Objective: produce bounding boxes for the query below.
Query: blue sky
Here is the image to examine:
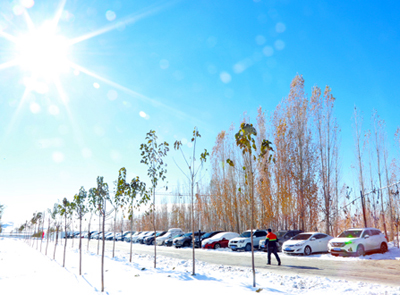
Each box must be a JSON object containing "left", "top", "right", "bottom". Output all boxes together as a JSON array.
[{"left": 1, "top": 0, "right": 399, "bottom": 226}]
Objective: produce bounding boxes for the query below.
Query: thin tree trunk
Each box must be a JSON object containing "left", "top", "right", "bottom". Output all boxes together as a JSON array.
[
  {"left": 53, "top": 225, "right": 59, "bottom": 260},
  {"left": 63, "top": 216, "right": 67, "bottom": 267},
  {"left": 112, "top": 212, "right": 116, "bottom": 258},
  {"left": 101, "top": 203, "right": 106, "bottom": 292},
  {"left": 153, "top": 188, "right": 157, "bottom": 268},
  {"left": 130, "top": 213, "right": 133, "bottom": 263},
  {"left": 79, "top": 216, "right": 82, "bottom": 275},
  {"left": 97, "top": 214, "right": 101, "bottom": 255},
  {"left": 87, "top": 217, "right": 91, "bottom": 251},
  {"left": 45, "top": 217, "right": 50, "bottom": 256}
]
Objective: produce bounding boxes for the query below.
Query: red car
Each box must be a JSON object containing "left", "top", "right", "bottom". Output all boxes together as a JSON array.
[{"left": 202, "top": 232, "right": 240, "bottom": 249}]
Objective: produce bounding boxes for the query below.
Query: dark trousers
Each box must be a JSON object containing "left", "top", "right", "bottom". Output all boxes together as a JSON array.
[{"left": 267, "top": 247, "right": 281, "bottom": 264}]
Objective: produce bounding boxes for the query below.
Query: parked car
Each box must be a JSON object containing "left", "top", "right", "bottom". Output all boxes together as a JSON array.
[
  {"left": 156, "top": 228, "right": 184, "bottom": 246},
  {"left": 194, "top": 231, "right": 223, "bottom": 248},
  {"left": 173, "top": 232, "right": 205, "bottom": 248},
  {"left": 328, "top": 228, "right": 388, "bottom": 257},
  {"left": 117, "top": 231, "right": 135, "bottom": 241},
  {"left": 202, "top": 232, "right": 240, "bottom": 249},
  {"left": 131, "top": 231, "right": 150, "bottom": 243},
  {"left": 282, "top": 232, "right": 333, "bottom": 255},
  {"left": 90, "top": 231, "right": 102, "bottom": 239},
  {"left": 106, "top": 233, "right": 118, "bottom": 241},
  {"left": 259, "top": 230, "right": 303, "bottom": 252},
  {"left": 138, "top": 231, "right": 155, "bottom": 244},
  {"left": 144, "top": 231, "right": 167, "bottom": 245},
  {"left": 228, "top": 229, "right": 268, "bottom": 251},
  {"left": 125, "top": 231, "right": 141, "bottom": 243},
  {"left": 165, "top": 233, "right": 184, "bottom": 246}
]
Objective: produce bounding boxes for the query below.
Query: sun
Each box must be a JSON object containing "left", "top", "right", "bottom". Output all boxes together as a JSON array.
[{"left": 15, "top": 22, "right": 71, "bottom": 81}]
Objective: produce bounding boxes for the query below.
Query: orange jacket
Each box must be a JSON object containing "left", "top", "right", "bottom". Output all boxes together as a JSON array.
[{"left": 265, "top": 232, "right": 278, "bottom": 248}]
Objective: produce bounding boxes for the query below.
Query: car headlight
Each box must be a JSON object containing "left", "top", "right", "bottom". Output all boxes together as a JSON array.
[
  {"left": 295, "top": 242, "right": 305, "bottom": 247},
  {"left": 239, "top": 239, "right": 245, "bottom": 243}
]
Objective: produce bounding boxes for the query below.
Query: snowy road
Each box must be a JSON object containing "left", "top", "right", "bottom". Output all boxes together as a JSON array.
[{"left": 86, "top": 240, "right": 400, "bottom": 287}]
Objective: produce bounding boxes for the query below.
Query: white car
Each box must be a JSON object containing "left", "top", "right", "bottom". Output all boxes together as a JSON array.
[
  {"left": 131, "top": 231, "right": 151, "bottom": 243},
  {"left": 328, "top": 227, "right": 388, "bottom": 257},
  {"left": 156, "top": 228, "right": 184, "bottom": 246},
  {"left": 282, "top": 232, "right": 333, "bottom": 255},
  {"left": 228, "top": 229, "right": 267, "bottom": 251}
]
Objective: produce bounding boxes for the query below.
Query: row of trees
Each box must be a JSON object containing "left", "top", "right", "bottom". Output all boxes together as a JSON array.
[
  {"left": 15, "top": 74, "right": 400, "bottom": 290},
  {"left": 116, "top": 75, "right": 399, "bottom": 243},
  {"left": 17, "top": 128, "right": 209, "bottom": 291}
]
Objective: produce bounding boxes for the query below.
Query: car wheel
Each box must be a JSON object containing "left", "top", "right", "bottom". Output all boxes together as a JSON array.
[
  {"left": 214, "top": 243, "right": 221, "bottom": 249},
  {"left": 152, "top": 240, "right": 155, "bottom": 245},
  {"left": 245, "top": 243, "right": 251, "bottom": 251},
  {"left": 304, "top": 246, "right": 312, "bottom": 256},
  {"left": 380, "top": 242, "right": 388, "bottom": 253},
  {"left": 356, "top": 244, "right": 365, "bottom": 257},
  {"left": 183, "top": 241, "right": 190, "bottom": 247}
]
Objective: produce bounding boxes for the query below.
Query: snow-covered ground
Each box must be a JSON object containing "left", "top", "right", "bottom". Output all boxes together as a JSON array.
[{"left": 1, "top": 237, "right": 399, "bottom": 295}]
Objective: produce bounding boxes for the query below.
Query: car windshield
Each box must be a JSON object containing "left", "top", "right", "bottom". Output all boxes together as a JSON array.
[
  {"left": 240, "top": 231, "right": 251, "bottom": 238},
  {"left": 338, "top": 230, "right": 362, "bottom": 238},
  {"left": 183, "top": 233, "right": 192, "bottom": 237},
  {"left": 172, "top": 234, "right": 183, "bottom": 238},
  {"left": 292, "top": 234, "right": 312, "bottom": 240},
  {"left": 277, "top": 231, "right": 287, "bottom": 239}
]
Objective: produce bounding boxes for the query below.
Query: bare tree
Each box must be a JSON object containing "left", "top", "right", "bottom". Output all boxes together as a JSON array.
[{"left": 174, "top": 127, "right": 209, "bottom": 275}]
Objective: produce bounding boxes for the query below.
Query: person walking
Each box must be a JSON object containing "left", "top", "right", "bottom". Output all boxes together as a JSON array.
[{"left": 265, "top": 228, "right": 281, "bottom": 265}]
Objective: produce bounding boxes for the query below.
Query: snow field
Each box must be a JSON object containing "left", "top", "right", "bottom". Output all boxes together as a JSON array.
[{"left": 1, "top": 238, "right": 399, "bottom": 294}]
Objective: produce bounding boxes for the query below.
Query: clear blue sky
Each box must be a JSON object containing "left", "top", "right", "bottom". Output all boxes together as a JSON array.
[{"left": 1, "top": 0, "right": 399, "bottom": 227}]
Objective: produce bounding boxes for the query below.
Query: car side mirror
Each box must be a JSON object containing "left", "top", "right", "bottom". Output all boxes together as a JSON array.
[
  {"left": 364, "top": 235, "right": 370, "bottom": 239},
  {"left": 310, "top": 237, "right": 316, "bottom": 241}
]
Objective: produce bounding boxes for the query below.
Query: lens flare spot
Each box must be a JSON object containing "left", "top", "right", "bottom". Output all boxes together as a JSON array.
[
  {"left": 263, "top": 46, "right": 274, "bottom": 57},
  {"left": 30, "top": 102, "right": 41, "bottom": 113},
  {"left": 93, "top": 82, "right": 100, "bottom": 88},
  {"left": 52, "top": 152, "right": 64, "bottom": 163},
  {"left": 276, "top": 22, "right": 286, "bottom": 33},
  {"left": 160, "top": 59, "right": 169, "bottom": 70},
  {"left": 220, "top": 72, "right": 231, "bottom": 83},
  {"left": 106, "top": 10, "right": 116, "bottom": 21},
  {"left": 181, "top": 138, "right": 188, "bottom": 145},
  {"left": 107, "top": 89, "right": 118, "bottom": 100},
  {"left": 139, "top": 111, "right": 149, "bottom": 119}
]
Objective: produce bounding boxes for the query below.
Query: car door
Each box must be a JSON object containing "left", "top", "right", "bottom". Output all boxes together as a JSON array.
[
  {"left": 313, "top": 234, "right": 327, "bottom": 252},
  {"left": 362, "top": 230, "right": 373, "bottom": 251},
  {"left": 370, "top": 229, "right": 381, "bottom": 250}
]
